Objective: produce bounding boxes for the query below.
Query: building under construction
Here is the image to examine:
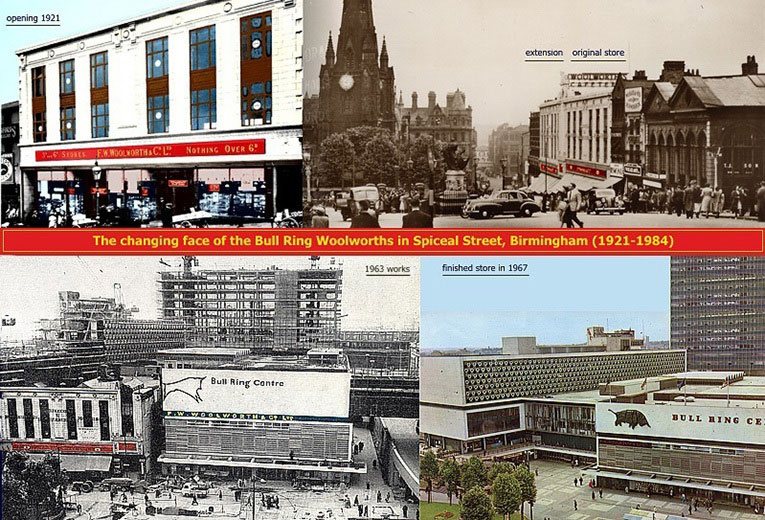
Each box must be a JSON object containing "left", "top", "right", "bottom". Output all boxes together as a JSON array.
[
  {"left": 157, "top": 259, "right": 343, "bottom": 351},
  {"left": 39, "top": 289, "right": 186, "bottom": 363}
]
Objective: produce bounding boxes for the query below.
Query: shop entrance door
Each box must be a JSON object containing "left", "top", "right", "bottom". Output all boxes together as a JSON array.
[{"left": 154, "top": 169, "right": 196, "bottom": 215}]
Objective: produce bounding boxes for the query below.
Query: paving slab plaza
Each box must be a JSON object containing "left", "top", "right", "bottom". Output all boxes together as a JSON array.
[
  {"left": 63, "top": 427, "right": 415, "bottom": 520},
  {"left": 524, "top": 460, "right": 761, "bottom": 520}
]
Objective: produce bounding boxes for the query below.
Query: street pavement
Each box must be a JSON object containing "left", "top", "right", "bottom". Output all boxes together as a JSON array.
[
  {"left": 63, "top": 428, "right": 414, "bottom": 520},
  {"left": 420, "top": 460, "right": 762, "bottom": 520},
  {"left": 327, "top": 207, "right": 763, "bottom": 229}
]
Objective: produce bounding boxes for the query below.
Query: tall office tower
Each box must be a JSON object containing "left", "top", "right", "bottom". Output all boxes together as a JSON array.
[{"left": 671, "top": 257, "right": 765, "bottom": 374}]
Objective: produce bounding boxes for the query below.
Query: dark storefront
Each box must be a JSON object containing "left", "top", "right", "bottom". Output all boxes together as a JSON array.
[{"left": 1, "top": 102, "right": 20, "bottom": 224}]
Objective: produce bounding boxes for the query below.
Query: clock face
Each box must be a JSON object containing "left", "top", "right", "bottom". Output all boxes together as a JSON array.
[{"left": 339, "top": 74, "right": 355, "bottom": 91}]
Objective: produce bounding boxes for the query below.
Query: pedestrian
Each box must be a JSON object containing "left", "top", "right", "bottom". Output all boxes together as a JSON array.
[
  {"left": 573, "top": 478, "right": 578, "bottom": 487},
  {"left": 535, "top": 468, "right": 539, "bottom": 477},
  {"left": 354, "top": 495, "right": 359, "bottom": 506},
  {"left": 684, "top": 182, "right": 695, "bottom": 218},
  {"left": 566, "top": 183, "right": 584, "bottom": 228},
  {"left": 579, "top": 477, "right": 583, "bottom": 486},
  {"left": 366, "top": 481, "right": 370, "bottom": 490},
  {"left": 358, "top": 505, "right": 364, "bottom": 517},
  {"left": 364, "top": 505, "right": 369, "bottom": 517},
  {"left": 192, "top": 495, "right": 198, "bottom": 506},
  {"left": 573, "top": 499, "right": 577, "bottom": 511},
  {"left": 403, "top": 505, "right": 408, "bottom": 518},
  {"left": 757, "top": 181, "right": 765, "bottom": 222},
  {"left": 377, "top": 490, "right": 382, "bottom": 502},
  {"left": 592, "top": 490, "right": 595, "bottom": 500},
  {"left": 402, "top": 198, "right": 433, "bottom": 228},
  {"left": 219, "top": 489, "right": 223, "bottom": 500},
  {"left": 311, "top": 206, "right": 330, "bottom": 228},
  {"left": 350, "top": 200, "right": 380, "bottom": 228},
  {"left": 599, "top": 489, "right": 603, "bottom": 499}
]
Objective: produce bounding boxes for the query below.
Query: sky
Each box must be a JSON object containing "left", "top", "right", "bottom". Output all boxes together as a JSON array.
[
  {"left": 0, "top": 0, "right": 187, "bottom": 102},
  {"left": 420, "top": 256, "right": 670, "bottom": 349},
  {"left": 0, "top": 256, "right": 420, "bottom": 341},
  {"left": 305, "top": 0, "right": 765, "bottom": 144}
]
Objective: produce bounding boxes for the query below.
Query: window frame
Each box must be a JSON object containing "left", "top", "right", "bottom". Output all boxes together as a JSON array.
[
  {"left": 59, "top": 59, "right": 75, "bottom": 95},
  {"left": 60, "top": 106, "right": 76, "bottom": 140},
  {"left": 90, "top": 51, "right": 109, "bottom": 89},
  {"left": 147, "top": 94, "right": 170, "bottom": 133},
  {"left": 146, "top": 37, "right": 169, "bottom": 79},
  {"left": 190, "top": 25, "right": 216, "bottom": 71},
  {"left": 32, "top": 66, "right": 46, "bottom": 97},
  {"left": 190, "top": 87, "right": 217, "bottom": 131},
  {"left": 91, "top": 102, "right": 109, "bottom": 138}
]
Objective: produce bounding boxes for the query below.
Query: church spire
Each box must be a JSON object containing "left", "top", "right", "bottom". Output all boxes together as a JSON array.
[
  {"left": 325, "top": 31, "right": 335, "bottom": 65},
  {"left": 380, "top": 36, "right": 389, "bottom": 68}
]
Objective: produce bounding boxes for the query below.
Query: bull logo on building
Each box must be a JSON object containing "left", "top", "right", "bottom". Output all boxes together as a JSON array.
[
  {"left": 609, "top": 409, "right": 650, "bottom": 429},
  {"left": 163, "top": 376, "right": 207, "bottom": 404}
]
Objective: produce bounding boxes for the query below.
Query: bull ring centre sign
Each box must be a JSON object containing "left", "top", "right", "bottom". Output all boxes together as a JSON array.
[
  {"left": 596, "top": 403, "right": 765, "bottom": 445},
  {"left": 162, "top": 368, "right": 351, "bottom": 419}
]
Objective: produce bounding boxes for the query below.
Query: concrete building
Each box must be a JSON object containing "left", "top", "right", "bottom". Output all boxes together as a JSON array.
[
  {"left": 0, "top": 370, "right": 160, "bottom": 478},
  {"left": 157, "top": 349, "right": 365, "bottom": 483},
  {"left": 158, "top": 264, "right": 342, "bottom": 351},
  {"left": 0, "top": 342, "right": 107, "bottom": 387},
  {"left": 671, "top": 257, "right": 765, "bottom": 374},
  {"left": 420, "top": 339, "right": 685, "bottom": 458},
  {"left": 16, "top": 0, "right": 303, "bottom": 225},
  {"left": 528, "top": 111, "right": 540, "bottom": 178},
  {"left": 501, "top": 327, "right": 645, "bottom": 355},
  {"left": 40, "top": 290, "right": 186, "bottom": 363},
  {"left": 337, "top": 330, "right": 419, "bottom": 377},
  {"left": 587, "top": 371, "right": 765, "bottom": 510}
]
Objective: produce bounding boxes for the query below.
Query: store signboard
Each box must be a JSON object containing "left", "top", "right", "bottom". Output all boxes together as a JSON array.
[
  {"left": 162, "top": 368, "right": 351, "bottom": 419},
  {"left": 597, "top": 403, "right": 765, "bottom": 445},
  {"left": 35, "top": 139, "right": 266, "bottom": 162}
]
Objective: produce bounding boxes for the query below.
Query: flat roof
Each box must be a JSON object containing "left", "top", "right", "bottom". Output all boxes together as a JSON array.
[
  {"left": 455, "top": 349, "right": 685, "bottom": 361},
  {"left": 527, "top": 389, "right": 607, "bottom": 405},
  {"left": 157, "top": 347, "right": 250, "bottom": 357}
]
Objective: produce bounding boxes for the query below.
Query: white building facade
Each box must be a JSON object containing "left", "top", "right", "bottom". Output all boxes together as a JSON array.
[
  {"left": 0, "top": 377, "right": 160, "bottom": 477},
  {"left": 533, "top": 73, "right": 622, "bottom": 193},
  {"left": 16, "top": 0, "right": 303, "bottom": 225}
]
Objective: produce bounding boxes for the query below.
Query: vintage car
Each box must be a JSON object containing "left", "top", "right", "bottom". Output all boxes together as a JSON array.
[
  {"left": 462, "top": 190, "right": 541, "bottom": 219},
  {"left": 338, "top": 185, "right": 380, "bottom": 220},
  {"left": 586, "top": 188, "right": 625, "bottom": 215},
  {"left": 181, "top": 482, "right": 210, "bottom": 498}
]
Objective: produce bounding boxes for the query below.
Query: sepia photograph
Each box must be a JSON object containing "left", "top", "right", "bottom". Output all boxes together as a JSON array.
[
  {"left": 303, "top": 0, "right": 765, "bottom": 228},
  {"left": 0, "top": 255, "right": 419, "bottom": 520}
]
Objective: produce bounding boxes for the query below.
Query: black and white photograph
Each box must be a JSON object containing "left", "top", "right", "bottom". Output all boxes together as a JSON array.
[
  {"left": 0, "top": 255, "right": 419, "bottom": 520},
  {"left": 302, "top": 0, "right": 765, "bottom": 228}
]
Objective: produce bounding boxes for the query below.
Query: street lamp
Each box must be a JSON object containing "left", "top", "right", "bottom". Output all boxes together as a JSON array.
[
  {"left": 500, "top": 158, "right": 508, "bottom": 189},
  {"left": 92, "top": 161, "right": 103, "bottom": 222},
  {"left": 303, "top": 151, "right": 312, "bottom": 202}
]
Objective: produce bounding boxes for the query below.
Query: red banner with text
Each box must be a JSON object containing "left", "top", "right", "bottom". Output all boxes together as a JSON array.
[{"left": 2, "top": 229, "right": 763, "bottom": 256}]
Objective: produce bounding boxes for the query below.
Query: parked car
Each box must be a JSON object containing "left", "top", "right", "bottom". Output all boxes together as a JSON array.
[
  {"left": 341, "top": 185, "right": 380, "bottom": 220},
  {"left": 70, "top": 480, "right": 94, "bottom": 493},
  {"left": 181, "top": 482, "right": 209, "bottom": 498},
  {"left": 462, "top": 190, "right": 541, "bottom": 219},
  {"left": 586, "top": 188, "right": 625, "bottom": 215},
  {"left": 99, "top": 477, "right": 134, "bottom": 492}
]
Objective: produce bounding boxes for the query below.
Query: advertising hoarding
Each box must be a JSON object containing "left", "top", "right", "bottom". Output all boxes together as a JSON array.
[
  {"left": 596, "top": 402, "right": 765, "bottom": 445},
  {"left": 624, "top": 87, "right": 643, "bottom": 113},
  {"left": 162, "top": 368, "right": 351, "bottom": 419}
]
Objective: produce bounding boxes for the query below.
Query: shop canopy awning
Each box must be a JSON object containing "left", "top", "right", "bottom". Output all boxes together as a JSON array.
[
  {"left": 526, "top": 173, "right": 562, "bottom": 193},
  {"left": 27, "top": 453, "right": 112, "bottom": 472}
]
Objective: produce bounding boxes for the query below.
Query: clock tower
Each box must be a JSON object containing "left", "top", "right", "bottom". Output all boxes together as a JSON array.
[{"left": 314, "top": 0, "right": 396, "bottom": 144}]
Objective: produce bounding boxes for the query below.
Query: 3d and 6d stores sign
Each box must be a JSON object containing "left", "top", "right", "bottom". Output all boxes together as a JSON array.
[{"left": 34, "top": 138, "right": 266, "bottom": 162}]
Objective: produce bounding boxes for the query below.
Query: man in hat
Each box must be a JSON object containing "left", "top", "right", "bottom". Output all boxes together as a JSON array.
[
  {"left": 311, "top": 206, "right": 330, "bottom": 228},
  {"left": 566, "top": 183, "right": 584, "bottom": 228}
]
